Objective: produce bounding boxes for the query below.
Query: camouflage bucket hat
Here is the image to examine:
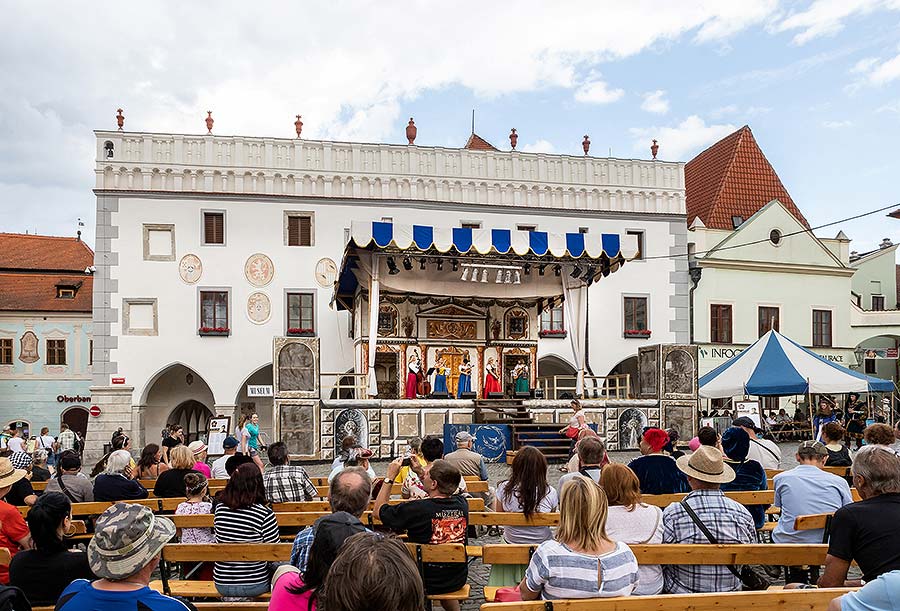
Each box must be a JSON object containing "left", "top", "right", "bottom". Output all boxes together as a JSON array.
[{"left": 88, "top": 503, "right": 175, "bottom": 580}]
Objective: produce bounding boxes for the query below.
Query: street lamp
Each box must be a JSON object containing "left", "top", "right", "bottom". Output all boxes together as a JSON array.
[{"left": 854, "top": 346, "right": 866, "bottom": 368}]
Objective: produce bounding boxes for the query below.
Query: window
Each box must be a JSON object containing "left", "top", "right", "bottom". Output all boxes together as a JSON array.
[
  {"left": 460, "top": 221, "right": 482, "bottom": 229},
  {"left": 812, "top": 310, "right": 832, "bottom": 348},
  {"left": 540, "top": 305, "right": 565, "bottom": 333},
  {"left": 872, "top": 295, "right": 886, "bottom": 311},
  {"left": 578, "top": 227, "right": 589, "bottom": 234},
  {"left": 732, "top": 216, "right": 743, "bottom": 228},
  {"left": 710, "top": 304, "right": 733, "bottom": 344},
  {"left": 122, "top": 298, "right": 159, "bottom": 336},
  {"left": 865, "top": 358, "right": 877, "bottom": 374},
  {"left": 287, "top": 214, "right": 313, "bottom": 246},
  {"left": 287, "top": 292, "right": 315, "bottom": 334},
  {"left": 203, "top": 212, "right": 225, "bottom": 245},
  {"left": 626, "top": 230, "right": 645, "bottom": 260},
  {"left": 0, "top": 339, "right": 11, "bottom": 365},
  {"left": 769, "top": 229, "right": 782, "bottom": 246},
  {"left": 516, "top": 224, "right": 537, "bottom": 232},
  {"left": 142, "top": 224, "right": 176, "bottom": 261},
  {"left": 46, "top": 339, "right": 66, "bottom": 365},
  {"left": 89, "top": 339, "right": 93, "bottom": 366},
  {"left": 623, "top": 297, "right": 648, "bottom": 332},
  {"left": 758, "top": 306, "right": 780, "bottom": 337},
  {"left": 56, "top": 286, "right": 76, "bottom": 299},
  {"left": 200, "top": 291, "right": 229, "bottom": 332}
]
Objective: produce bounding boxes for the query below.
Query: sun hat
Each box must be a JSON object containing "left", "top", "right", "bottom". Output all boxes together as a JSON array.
[
  {"left": 188, "top": 440, "right": 207, "bottom": 455},
  {"left": 642, "top": 428, "right": 670, "bottom": 453},
  {"left": 88, "top": 503, "right": 176, "bottom": 580},
  {"left": 9, "top": 451, "right": 32, "bottom": 470},
  {"left": 676, "top": 445, "right": 735, "bottom": 484},
  {"left": 222, "top": 436, "right": 239, "bottom": 449},
  {"left": 455, "top": 431, "right": 474, "bottom": 443},
  {"left": 0, "top": 457, "right": 26, "bottom": 488},
  {"left": 721, "top": 427, "right": 750, "bottom": 462}
]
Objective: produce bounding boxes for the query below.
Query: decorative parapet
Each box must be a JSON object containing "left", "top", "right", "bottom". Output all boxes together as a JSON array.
[{"left": 94, "top": 131, "right": 685, "bottom": 216}]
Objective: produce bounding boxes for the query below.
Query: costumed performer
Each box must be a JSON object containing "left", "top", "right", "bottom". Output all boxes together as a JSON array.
[
  {"left": 405, "top": 353, "right": 420, "bottom": 399},
  {"left": 484, "top": 357, "right": 502, "bottom": 395},
  {"left": 513, "top": 359, "right": 530, "bottom": 394},
  {"left": 432, "top": 358, "right": 449, "bottom": 396},
  {"left": 457, "top": 355, "right": 473, "bottom": 398}
]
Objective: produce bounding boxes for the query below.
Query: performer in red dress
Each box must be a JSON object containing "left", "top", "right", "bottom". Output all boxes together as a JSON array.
[
  {"left": 405, "top": 354, "right": 420, "bottom": 399},
  {"left": 484, "top": 357, "right": 502, "bottom": 395}
]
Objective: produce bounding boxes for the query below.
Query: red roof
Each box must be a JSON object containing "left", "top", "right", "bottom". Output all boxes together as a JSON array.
[
  {"left": 0, "top": 233, "right": 94, "bottom": 272},
  {"left": 0, "top": 273, "right": 93, "bottom": 313},
  {"left": 464, "top": 133, "right": 499, "bottom": 151},
  {"left": 685, "top": 126, "right": 809, "bottom": 230}
]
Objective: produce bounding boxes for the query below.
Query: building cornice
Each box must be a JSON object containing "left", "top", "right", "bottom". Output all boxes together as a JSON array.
[{"left": 698, "top": 258, "right": 856, "bottom": 277}]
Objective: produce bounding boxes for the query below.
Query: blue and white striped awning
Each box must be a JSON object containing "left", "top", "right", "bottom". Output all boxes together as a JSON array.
[{"left": 349, "top": 221, "right": 638, "bottom": 259}]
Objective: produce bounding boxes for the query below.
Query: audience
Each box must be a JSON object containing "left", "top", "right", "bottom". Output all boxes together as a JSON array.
[
  {"left": 136, "top": 443, "right": 169, "bottom": 479},
  {"left": 733, "top": 417, "right": 781, "bottom": 469},
  {"left": 225, "top": 453, "right": 255, "bottom": 476},
  {"left": 444, "top": 431, "right": 493, "bottom": 505},
  {"left": 720, "top": 427, "right": 769, "bottom": 529},
  {"left": 628, "top": 428, "right": 689, "bottom": 495},
  {"left": 400, "top": 436, "right": 465, "bottom": 499},
  {"left": 662, "top": 446, "right": 756, "bottom": 594},
  {"left": 827, "top": 569, "right": 900, "bottom": 611},
  {"left": 263, "top": 441, "right": 318, "bottom": 504},
  {"left": 90, "top": 434, "right": 135, "bottom": 479},
  {"left": 55, "top": 504, "right": 184, "bottom": 610},
  {"left": 331, "top": 435, "right": 358, "bottom": 470},
  {"left": 92, "top": 450, "right": 148, "bottom": 502},
  {"left": 322, "top": 532, "right": 425, "bottom": 611},
  {"left": 291, "top": 467, "right": 371, "bottom": 571},
  {"left": 0, "top": 456, "right": 32, "bottom": 585},
  {"left": 601, "top": 463, "right": 664, "bottom": 595},
  {"left": 176, "top": 472, "right": 215, "bottom": 544},
  {"left": 376, "top": 458, "right": 468, "bottom": 611},
  {"left": 6, "top": 452, "right": 38, "bottom": 506},
  {"left": 490, "top": 446, "right": 558, "bottom": 588},
  {"left": 393, "top": 436, "right": 427, "bottom": 484},
  {"left": 560, "top": 436, "right": 606, "bottom": 485},
  {"left": 213, "top": 463, "right": 280, "bottom": 597},
  {"left": 821, "top": 422, "right": 853, "bottom": 467},
  {"left": 863, "top": 423, "right": 895, "bottom": 447},
  {"left": 818, "top": 445, "right": 900, "bottom": 588},
  {"left": 188, "top": 441, "right": 212, "bottom": 478},
  {"left": 30, "top": 449, "right": 52, "bottom": 482},
  {"left": 665, "top": 428, "right": 685, "bottom": 459},
  {"left": 45, "top": 450, "right": 93, "bottom": 502},
  {"left": 697, "top": 426, "right": 720, "bottom": 450},
  {"left": 563, "top": 429, "right": 606, "bottom": 475},
  {"left": 211, "top": 436, "right": 239, "bottom": 479},
  {"left": 10, "top": 492, "right": 94, "bottom": 604},
  {"left": 520, "top": 475, "right": 638, "bottom": 600},
  {"left": 153, "top": 445, "right": 202, "bottom": 498},
  {"left": 35, "top": 427, "right": 57, "bottom": 467},
  {"left": 328, "top": 445, "right": 376, "bottom": 484}
]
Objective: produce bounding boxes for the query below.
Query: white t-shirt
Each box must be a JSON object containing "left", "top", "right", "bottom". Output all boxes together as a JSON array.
[
  {"left": 210, "top": 454, "right": 231, "bottom": 479},
  {"left": 7, "top": 437, "right": 25, "bottom": 453},
  {"left": 37, "top": 435, "right": 56, "bottom": 451},
  {"left": 746, "top": 437, "right": 781, "bottom": 470},
  {"left": 495, "top": 481, "right": 558, "bottom": 544},
  {"left": 605, "top": 504, "right": 664, "bottom": 595},
  {"left": 569, "top": 410, "right": 586, "bottom": 429}
]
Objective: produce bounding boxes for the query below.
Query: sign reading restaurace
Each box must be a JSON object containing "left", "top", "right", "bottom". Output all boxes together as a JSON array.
[{"left": 247, "top": 385, "right": 274, "bottom": 397}]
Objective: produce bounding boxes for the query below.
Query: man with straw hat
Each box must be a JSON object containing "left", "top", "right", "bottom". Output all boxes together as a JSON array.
[
  {"left": 0, "top": 456, "right": 32, "bottom": 584},
  {"left": 56, "top": 503, "right": 192, "bottom": 610},
  {"left": 661, "top": 445, "right": 756, "bottom": 594}
]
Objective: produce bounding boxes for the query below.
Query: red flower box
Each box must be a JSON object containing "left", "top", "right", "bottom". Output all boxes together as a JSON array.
[
  {"left": 539, "top": 329, "right": 567, "bottom": 338},
  {"left": 199, "top": 326, "right": 230, "bottom": 336},
  {"left": 287, "top": 327, "right": 315, "bottom": 336},
  {"left": 623, "top": 329, "right": 651, "bottom": 338}
]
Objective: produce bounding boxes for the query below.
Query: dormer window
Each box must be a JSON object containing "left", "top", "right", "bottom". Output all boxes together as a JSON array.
[
  {"left": 731, "top": 216, "right": 744, "bottom": 229},
  {"left": 55, "top": 281, "right": 81, "bottom": 299}
]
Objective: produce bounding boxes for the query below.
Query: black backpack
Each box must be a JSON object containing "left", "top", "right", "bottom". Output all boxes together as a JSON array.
[{"left": 0, "top": 586, "right": 31, "bottom": 611}]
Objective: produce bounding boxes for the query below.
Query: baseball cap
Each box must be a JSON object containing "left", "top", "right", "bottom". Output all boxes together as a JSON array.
[
  {"left": 798, "top": 440, "right": 828, "bottom": 456},
  {"left": 455, "top": 431, "right": 474, "bottom": 443},
  {"left": 732, "top": 416, "right": 761, "bottom": 432},
  {"left": 222, "top": 436, "right": 239, "bottom": 449}
]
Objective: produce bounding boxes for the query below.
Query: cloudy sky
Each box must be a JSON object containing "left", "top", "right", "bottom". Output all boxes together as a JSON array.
[{"left": 2, "top": 1, "right": 900, "bottom": 252}]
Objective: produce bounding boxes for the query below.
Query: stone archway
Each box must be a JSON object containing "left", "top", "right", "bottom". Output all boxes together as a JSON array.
[
  {"left": 141, "top": 363, "right": 215, "bottom": 448},
  {"left": 168, "top": 400, "right": 215, "bottom": 445}
]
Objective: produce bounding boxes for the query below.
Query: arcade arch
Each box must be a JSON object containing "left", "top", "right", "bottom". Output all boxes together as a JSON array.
[{"left": 141, "top": 363, "right": 215, "bottom": 447}]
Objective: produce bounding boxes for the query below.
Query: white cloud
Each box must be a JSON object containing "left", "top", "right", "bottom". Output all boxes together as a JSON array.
[
  {"left": 521, "top": 139, "right": 556, "bottom": 154},
  {"left": 847, "top": 51, "right": 900, "bottom": 91},
  {"left": 869, "top": 53, "right": 900, "bottom": 84},
  {"left": 641, "top": 90, "right": 670, "bottom": 114},
  {"left": 629, "top": 116, "right": 738, "bottom": 161},
  {"left": 772, "top": 0, "right": 900, "bottom": 45},
  {"left": 574, "top": 80, "right": 625, "bottom": 104},
  {"left": 822, "top": 120, "right": 854, "bottom": 128},
  {"left": 851, "top": 57, "right": 880, "bottom": 73},
  {"left": 877, "top": 100, "right": 900, "bottom": 113}
]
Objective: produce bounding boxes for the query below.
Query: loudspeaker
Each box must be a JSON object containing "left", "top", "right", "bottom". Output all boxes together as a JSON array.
[
  {"left": 487, "top": 392, "right": 505, "bottom": 399},
  {"left": 514, "top": 391, "right": 531, "bottom": 399},
  {"left": 430, "top": 392, "right": 450, "bottom": 399},
  {"left": 459, "top": 392, "right": 476, "bottom": 399},
  {"left": 533, "top": 388, "right": 545, "bottom": 399}
]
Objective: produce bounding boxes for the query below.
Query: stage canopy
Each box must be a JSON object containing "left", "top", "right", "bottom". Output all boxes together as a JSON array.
[{"left": 699, "top": 329, "right": 895, "bottom": 398}]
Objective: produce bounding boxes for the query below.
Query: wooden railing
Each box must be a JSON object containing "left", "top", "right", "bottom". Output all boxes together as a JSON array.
[
  {"left": 321, "top": 371, "right": 368, "bottom": 399},
  {"left": 537, "top": 373, "right": 631, "bottom": 399}
]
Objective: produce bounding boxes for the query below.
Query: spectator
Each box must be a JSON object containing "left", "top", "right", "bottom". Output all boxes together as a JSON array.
[
  {"left": 688, "top": 437, "right": 701, "bottom": 452},
  {"left": 160, "top": 424, "right": 184, "bottom": 464},
  {"left": 323, "top": 532, "right": 424, "bottom": 611},
  {"left": 562, "top": 429, "right": 607, "bottom": 477},
  {"left": 733, "top": 416, "right": 781, "bottom": 469},
  {"left": 263, "top": 441, "right": 318, "bottom": 504},
  {"left": 489, "top": 446, "right": 558, "bottom": 588},
  {"left": 520, "top": 475, "right": 639, "bottom": 600},
  {"left": 55, "top": 423, "right": 78, "bottom": 461},
  {"left": 720, "top": 427, "right": 769, "bottom": 529},
  {"left": 444, "top": 431, "right": 494, "bottom": 506},
  {"left": 6, "top": 429, "right": 25, "bottom": 454},
  {"left": 45, "top": 450, "right": 93, "bottom": 502},
  {"left": 176, "top": 472, "right": 215, "bottom": 544},
  {"left": 291, "top": 467, "right": 371, "bottom": 571},
  {"left": 818, "top": 445, "right": 900, "bottom": 588},
  {"left": 31, "top": 449, "right": 52, "bottom": 482},
  {"left": 697, "top": 426, "right": 720, "bottom": 450},
  {"left": 773, "top": 441, "right": 852, "bottom": 583},
  {"left": 665, "top": 428, "right": 685, "bottom": 459},
  {"left": 225, "top": 454, "right": 255, "bottom": 476},
  {"left": 560, "top": 436, "right": 606, "bottom": 486},
  {"left": 188, "top": 441, "right": 212, "bottom": 478},
  {"left": 863, "top": 423, "right": 895, "bottom": 447},
  {"left": 213, "top": 463, "right": 280, "bottom": 598},
  {"left": 239, "top": 413, "right": 265, "bottom": 472},
  {"left": 827, "top": 569, "right": 900, "bottom": 611},
  {"left": 399, "top": 436, "right": 466, "bottom": 499},
  {"left": 35, "top": 427, "right": 57, "bottom": 467},
  {"left": 6, "top": 452, "right": 38, "bottom": 506},
  {"left": 211, "top": 436, "right": 239, "bottom": 479},
  {"left": 822, "top": 422, "right": 853, "bottom": 467},
  {"left": 332, "top": 435, "right": 358, "bottom": 470},
  {"left": 90, "top": 434, "right": 136, "bottom": 479},
  {"left": 10, "top": 492, "right": 94, "bottom": 604},
  {"left": 393, "top": 437, "right": 426, "bottom": 483},
  {"left": 628, "top": 428, "right": 689, "bottom": 495},
  {"left": 153, "top": 446, "right": 201, "bottom": 498},
  {"left": 662, "top": 445, "right": 756, "bottom": 594},
  {"left": 375, "top": 458, "right": 468, "bottom": 611},
  {"left": 271, "top": 512, "right": 365, "bottom": 611},
  {"left": 55, "top": 503, "right": 185, "bottom": 610},
  {"left": 0, "top": 456, "right": 32, "bottom": 584},
  {"left": 136, "top": 443, "right": 170, "bottom": 479},
  {"left": 601, "top": 463, "right": 664, "bottom": 595},
  {"left": 93, "top": 450, "right": 148, "bottom": 502},
  {"left": 328, "top": 446, "right": 376, "bottom": 484}
]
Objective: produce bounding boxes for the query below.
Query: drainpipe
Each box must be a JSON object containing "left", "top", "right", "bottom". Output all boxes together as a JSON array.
[{"left": 688, "top": 265, "right": 703, "bottom": 344}]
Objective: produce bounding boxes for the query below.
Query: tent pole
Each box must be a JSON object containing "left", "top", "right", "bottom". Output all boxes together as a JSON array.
[{"left": 807, "top": 379, "right": 814, "bottom": 441}]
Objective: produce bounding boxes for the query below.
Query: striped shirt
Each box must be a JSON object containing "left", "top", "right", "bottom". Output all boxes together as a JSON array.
[
  {"left": 213, "top": 503, "right": 280, "bottom": 585},
  {"left": 524, "top": 540, "right": 639, "bottom": 600}
]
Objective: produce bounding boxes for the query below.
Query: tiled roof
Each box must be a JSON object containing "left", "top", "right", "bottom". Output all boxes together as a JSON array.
[
  {"left": 685, "top": 126, "right": 809, "bottom": 230},
  {"left": 0, "top": 272, "right": 93, "bottom": 313},
  {"left": 464, "top": 133, "right": 499, "bottom": 151},
  {"left": 0, "top": 233, "right": 94, "bottom": 272}
]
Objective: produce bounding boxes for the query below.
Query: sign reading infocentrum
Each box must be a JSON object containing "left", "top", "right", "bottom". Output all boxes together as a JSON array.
[{"left": 698, "top": 345, "right": 851, "bottom": 364}]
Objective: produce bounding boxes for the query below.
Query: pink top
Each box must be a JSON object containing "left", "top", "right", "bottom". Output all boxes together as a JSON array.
[
  {"left": 175, "top": 500, "right": 215, "bottom": 544},
  {"left": 270, "top": 571, "right": 316, "bottom": 611},
  {"left": 193, "top": 461, "right": 212, "bottom": 478}
]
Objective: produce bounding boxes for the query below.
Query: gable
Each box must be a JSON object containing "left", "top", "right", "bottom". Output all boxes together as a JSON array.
[{"left": 417, "top": 303, "right": 486, "bottom": 318}]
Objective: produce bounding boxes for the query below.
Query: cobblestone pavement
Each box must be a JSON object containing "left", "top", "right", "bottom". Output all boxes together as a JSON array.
[{"left": 300, "top": 442, "right": 804, "bottom": 609}]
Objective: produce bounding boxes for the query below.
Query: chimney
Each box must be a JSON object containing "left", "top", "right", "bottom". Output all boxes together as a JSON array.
[{"left": 880, "top": 238, "right": 893, "bottom": 249}]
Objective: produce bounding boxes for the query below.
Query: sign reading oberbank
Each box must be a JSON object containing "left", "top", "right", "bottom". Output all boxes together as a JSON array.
[{"left": 697, "top": 344, "right": 855, "bottom": 376}]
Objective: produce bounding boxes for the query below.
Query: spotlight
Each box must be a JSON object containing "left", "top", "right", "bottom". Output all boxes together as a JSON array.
[
  {"left": 451, "top": 259, "right": 459, "bottom": 272},
  {"left": 523, "top": 263, "right": 531, "bottom": 276},
  {"left": 585, "top": 265, "right": 596, "bottom": 279},
  {"left": 570, "top": 265, "right": 582, "bottom": 279},
  {"left": 436, "top": 259, "right": 443, "bottom": 271},
  {"left": 481, "top": 269, "right": 488, "bottom": 282},
  {"left": 553, "top": 264, "right": 561, "bottom": 277},
  {"left": 538, "top": 264, "right": 546, "bottom": 276},
  {"left": 387, "top": 257, "right": 400, "bottom": 275},
  {"left": 419, "top": 258, "right": 427, "bottom": 270},
  {"left": 403, "top": 256, "right": 413, "bottom": 271}
]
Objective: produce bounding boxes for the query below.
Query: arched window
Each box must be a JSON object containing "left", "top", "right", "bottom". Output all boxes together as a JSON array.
[{"left": 168, "top": 401, "right": 214, "bottom": 444}]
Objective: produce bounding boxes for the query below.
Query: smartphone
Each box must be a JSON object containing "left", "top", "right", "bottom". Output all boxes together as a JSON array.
[{"left": 400, "top": 451, "right": 411, "bottom": 467}]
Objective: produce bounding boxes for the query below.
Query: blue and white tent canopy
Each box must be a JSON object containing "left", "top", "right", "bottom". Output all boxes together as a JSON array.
[{"left": 699, "top": 330, "right": 894, "bottom": 398}]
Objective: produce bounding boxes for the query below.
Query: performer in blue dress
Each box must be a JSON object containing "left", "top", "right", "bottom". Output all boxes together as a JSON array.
[
  {"left": 432, "top": 357, "right": 449, "bottom": 396},
  {"left": 457, "top": 355, "right": 473, "bottom": 398}
]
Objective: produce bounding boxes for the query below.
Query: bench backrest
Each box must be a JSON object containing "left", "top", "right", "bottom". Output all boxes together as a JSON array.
[{"left": 160, "top": 541, "right": 466, "bottom": 564}]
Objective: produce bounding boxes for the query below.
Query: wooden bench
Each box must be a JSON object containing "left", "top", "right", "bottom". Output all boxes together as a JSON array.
[{"left": 766, "top": 467, "right": 851, "bottom": 488}]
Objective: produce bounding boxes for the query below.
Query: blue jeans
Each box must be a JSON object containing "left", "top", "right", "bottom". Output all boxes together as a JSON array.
[{"left": 215, "top": 582, "right": 269, "bottom": 598}]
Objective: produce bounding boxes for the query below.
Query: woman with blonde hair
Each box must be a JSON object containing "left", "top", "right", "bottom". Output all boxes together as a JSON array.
[
  {"left": 153, "top": 445, "right": 201, "bottom": 498},
  {"left": 601, "top": 463, "right": 664, "bottom": 595},
  {"left": 520, "top": 475, "right": 638, "bottom": 600}
]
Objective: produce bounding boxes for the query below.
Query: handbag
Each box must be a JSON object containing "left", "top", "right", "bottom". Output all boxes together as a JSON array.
[
  {"left": 679, "top": 500, "right": 771, "bottom": 591},
  {"left": 494, "top": 586, "right": 522, "bottom": 602}
]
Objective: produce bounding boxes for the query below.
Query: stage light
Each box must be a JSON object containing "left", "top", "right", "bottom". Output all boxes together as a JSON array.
[
  {"left": 553, "top": 264, "right": 561, "bottom": 277},
  {"left": 419, "top": 258, "right": 426, "bottom": 270},
  {"left": 451, "top": 259, "right": 459, "bottom": 272},
  {"left": 570, "top": 265, "right": 583, "bottom": 279},
  {"left": 523, "top": 263, "right": 531, "bottom": 276},
  {"left": 403, "top": 256, "right": 413, "bottom": 271},
  {"left": 585, "top": 265, "right": 596, "bottom": 279},
  {"left": 538, "top": 264, "right": 546, "bottom": 276},
  {"left": 436, "top": 259, "right": 443, "bottom": 271},
  {"left": 387, "top": 257, "right": 400, "bottom": 275}
]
